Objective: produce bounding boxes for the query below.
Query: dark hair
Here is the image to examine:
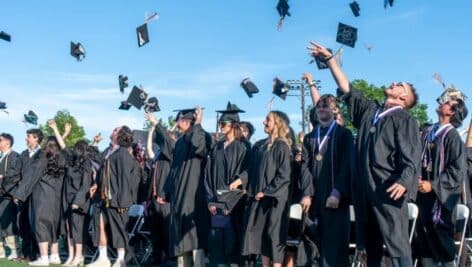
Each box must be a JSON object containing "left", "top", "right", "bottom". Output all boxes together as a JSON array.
[
  {"left": 240, "top": 121, "right": 255, "bottom": 139},
  {"left": 117, "top": 126, "right": 133, "bottom": 148},
  {"left": 26, "top": 128, "right": 44, "bottom": 144},
  {"left": 309, "top": 107, "right": 318, "bottom": 127},
  {"left": 450, "top": 99, "right": 469, "bottom": 128},
  {"left": 0, "top": 133, "right": 14, "bottom": 147},
  {"left": 132, "top": 142, "right": 145, "bottom": 166},
  {"left": 43, "top": 136, "right": 66, "bottom": 177},
  {"left": 405, "top": 83, "right": 419, "bottom": 110},
  {"left": 230, "top": 122, "right": 244, "bottom": 141},
  {"left": 72, "top": 140, "right": 90, "bottom": 169}
]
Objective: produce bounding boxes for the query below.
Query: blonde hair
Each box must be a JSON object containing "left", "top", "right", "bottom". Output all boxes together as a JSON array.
[{"left": 267, "top": 111, "right": 292, "bottom": 149}]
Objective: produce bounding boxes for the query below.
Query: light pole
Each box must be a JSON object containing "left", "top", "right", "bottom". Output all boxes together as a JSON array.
[{"left": 284, "top": 79, "right": 321, "bottom": 133}]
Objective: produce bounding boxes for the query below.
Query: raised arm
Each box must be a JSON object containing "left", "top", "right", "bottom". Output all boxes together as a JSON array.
[
  {"left": 466, "top": 119, "right": 472, "bottom": 148},
  {"left": 145, "top": 113, "right": 158, "bottom": 159},
  {"left": 302, "top": 72, "right": 321, "bottom": 105},
  {"left": 48, "top": 119, "right": 66, "bottom": 150},
  {"left": 62, "top": 122, "right": 72, "bottom": 140},
  {"left": 307, "top": 41, "right": 350, "bottom": 94}
]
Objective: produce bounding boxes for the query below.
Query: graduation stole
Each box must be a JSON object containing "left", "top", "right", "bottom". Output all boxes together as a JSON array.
[
  {"left": 370, "top": 106, "right": 403, "bottom": 134},
  {"left": 422, "top": 123, "right": 454, "bottom": 225},
  {"left": 313, "top": 121, "right": 338, "bottom": 191},
  {"left": 101, "top": 159, "right": 112, "bottom": 208}
]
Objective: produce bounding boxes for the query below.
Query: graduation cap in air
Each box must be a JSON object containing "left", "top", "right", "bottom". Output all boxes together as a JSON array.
[
  {"left": 173, "top": 108, "right": 197, "bottom": 121},
  {"left": 276, "top": 0, "right": 291, "bottom": 19},
  {"left": 384, "top": 0, "right": 394, "bottom": 9},
  {"left": 136, "top": 23, "right": 149, "bottom": 47},
  {"left": 350, "top": 1, "right": 360, "bottom": 17},
  {"left": 24, "top": 110, "right": 38, "bottom": 125},
  {"left": 144, "top": 97, "right": 160, "bottom": 113},
  {"left": 70, "top": 42, "right": 86, "bottom": 61},
  {"left": 119, "top": 75, "right": 129, "bottom": 94},
  {"left": 0, "top": 101, "right": 6, "bottom": 110},
  {"left": 310, "top": 48, "right": 333, "bottom": 70},
  {"left": 273, "top": 78, "right": 289, "bottom": 100},
  {"left": 336, "top": 23, "right": 358, "bottom": 48},
  {"left": 240, "top": 78, "right": 259, "bottom": 98},
  {"left": 0, "top": 31, "right": 11, "bottom": 42},
  {"left": 216, "top": 102, "right": 245, "bottom": 123},
  {"left": 119, "top": 101, "right": 132, "bottom": 110},
  {"left": 126, "top": 86, "right": 148, "bottom": 110},
  {"left": 436, "top": 85, "right": 468, "bottom": 105}
]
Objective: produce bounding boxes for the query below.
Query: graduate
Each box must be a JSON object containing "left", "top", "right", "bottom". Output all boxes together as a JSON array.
[
  {"left": 301, "top": 95, "right": 354, "bottom": 267},
  {"left": 0, "top": 133, "right": 22, "bottom": 260},
  {"left": 12, "top": 135, "right": 66, "bottom": 266},
  {"left": 204, "top": 102, "right": 249, "bottom": 267},
  {"left": 160, "top": 106, "right": 212, "bottom": 267},
  {"left": 18, "top": 128, "right": 43, "bottom": 262},
  {"left": 87, "top": 127, "right": 120, "bottom": 267},
  {"left": 48, "top": 120, "right": 93, "bottom": 267},
  {"left": 241, "top": 110, "right": 292, "bottom": 267},
  {"left": 145, "top": 112, "right": 175, "bottom": 264},
  {"left": 88, "top": 126, "right": 139, "bottom": 267},
  {"left": 414, "top": 99, "right": 468, "bottom": 267},
  {"left": 308, "top": 42, "right": 421, "bottom": 267}
]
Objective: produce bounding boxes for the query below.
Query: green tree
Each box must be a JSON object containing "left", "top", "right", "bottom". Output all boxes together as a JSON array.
[{"left": 41, "top": 110, "right": 87, "bottom": 147}]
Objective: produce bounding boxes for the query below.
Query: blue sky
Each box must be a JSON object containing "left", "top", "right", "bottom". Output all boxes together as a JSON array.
[{"left": 1, "top": 0, "right": 471, "bottom": 151}]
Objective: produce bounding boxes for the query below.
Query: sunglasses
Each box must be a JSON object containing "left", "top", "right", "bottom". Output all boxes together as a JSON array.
[{"left": 219, "top": 121, "right": 233, "bottom": 127}]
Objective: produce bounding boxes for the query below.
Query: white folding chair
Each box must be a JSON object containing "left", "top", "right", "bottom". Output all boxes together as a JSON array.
[
  {"left": 286, "top": 204, "right": 304, "bottom": 247},
  {"left": 454, "top": 204, "right": 469, "bottom": 267},
  {"left": 408, "top": 203, "right": 419, "bottom": 244},
  {"left": 127, "top": 204, "right": 146, "bottom": 266}
]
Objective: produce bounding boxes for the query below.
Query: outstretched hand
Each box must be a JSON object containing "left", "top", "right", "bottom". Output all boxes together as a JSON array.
[{"left": 307, "top": 42, "right": 332, "bottom": 59}]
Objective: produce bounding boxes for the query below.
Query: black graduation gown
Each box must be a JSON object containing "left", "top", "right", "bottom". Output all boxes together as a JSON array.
[
  {"left": 12, "top": 152, "right": 66, "bottom": 243},
  {"left": 0, "top": 151, "right": 22, "bottom": 238},
  {"left": 414, "top": 125, "right": 466, "bottom": 262},
  {"left": 286, "top": 146, "right": 318, "bottom": 267},
  {"left": 62, "top": 149, "right": 93, "bottom": 243},
  {"left": 241, "top": 138, "right": 291, "bottom": 264},
  {"left": 339, "top": 87, "right": 421, "bottom": 259},
  {"left": 204, "top": 139, "right": 249, "bottom": 265},
  {"left": 146, "top": 125, "right": 175, "bottom": 261},
  {"left": 163, "top": 124, "right": 211, "bottom": 257},
  {"left": 18, "top": 149, "right": 41, "bottom": 258},
  {"left": 301, "top": 124, "right": 354, "bottom": 267}
]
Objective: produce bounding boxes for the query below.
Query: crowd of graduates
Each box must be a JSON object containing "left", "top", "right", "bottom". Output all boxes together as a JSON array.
[{"left": 0, "top": 41, "right": 471, "bottom": 267}]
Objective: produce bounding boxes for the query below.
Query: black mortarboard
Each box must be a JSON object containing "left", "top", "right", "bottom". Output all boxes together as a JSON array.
[
  {"left": 136, "top": 23, "right": 149, "bottom": 47},
  {"left": 0, "top": 31, "right": 11, "bottom": 42},
  {"left": 350, "top": 1, "right": 360, "bottom": 17},
  {"left": 173, "top": 108, "right": 197, "bottom": 121},
  {"left": 0, "top": 101, "right": 6, "bottom": 110},
  {"left": 384, "top": 0, "right": 394, "bottom": 9},
  {"left": 119, "top": 75, "right": 128, "bottom": 94},
  {"left": 144, "top": 97, "right": 160, "bottom": 113},
  {"left": 240, "top": 78, "right": 259, "bottom": 98},
  {"left": 216, "top": 102, "right": 245, "bottom": 123},
  {"left": 127, "top": 86, "right": 148, "bottom": 110},
  {"left": 24, "top": 110, "right": 38, "bottom": 125},
  {"left": 119, "top": 101, "right": 132, "bottom": 110},
  {"left": 336, "top": 23, "right": 358, "bottom": 48},
  {"left": 70, "top": 42, "right": 86, "bottom": 61},
  {"left": 312, "top": 48, "right": 333, "bottom": 70},
  {"left": 276, "top": 0, "right": 291, "bottom": 19},
  {"left": 273, "top": 78, "right": 289, "bottom": 100}
]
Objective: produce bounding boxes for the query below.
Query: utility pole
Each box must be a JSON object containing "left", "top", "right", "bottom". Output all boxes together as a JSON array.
[{"left": 285, "top": 79, "right": 321, "bottom": 133}]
